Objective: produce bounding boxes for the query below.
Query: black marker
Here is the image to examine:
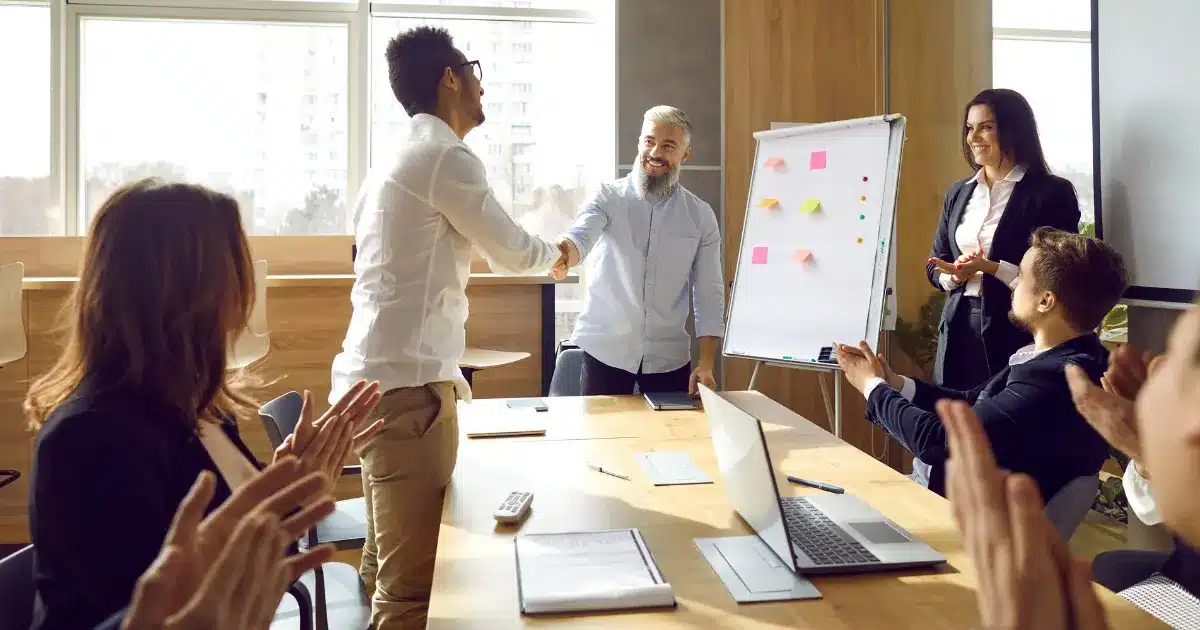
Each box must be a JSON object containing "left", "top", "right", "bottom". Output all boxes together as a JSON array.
[{"left": 787, "top": 475, "right": 845, "bottom": 494}]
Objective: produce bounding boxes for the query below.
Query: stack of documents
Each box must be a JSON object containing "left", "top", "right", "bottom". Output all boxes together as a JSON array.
[{"left": 515, "top": 528, "right": 675, "bottom": 614}]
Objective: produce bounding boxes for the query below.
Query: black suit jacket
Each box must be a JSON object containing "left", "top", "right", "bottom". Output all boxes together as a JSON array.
[
  {"left": 29, "top": 378, "right": 260, "bottom": 630},
  {"left": 926, "top": 172, "right": 1081, "bottom": 384},
  {"left": 866, "top": 334, "right": 1110, "bottom": 501}
]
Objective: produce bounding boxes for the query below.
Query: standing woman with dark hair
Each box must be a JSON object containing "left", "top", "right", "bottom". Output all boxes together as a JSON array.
[{"left": 926, "top": 88, "right": 1081, "bottom": 390}]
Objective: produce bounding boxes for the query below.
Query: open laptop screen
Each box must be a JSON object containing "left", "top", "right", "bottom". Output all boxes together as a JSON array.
[{"left": 698, "top": 386, "right": 796, "bottom": 572}]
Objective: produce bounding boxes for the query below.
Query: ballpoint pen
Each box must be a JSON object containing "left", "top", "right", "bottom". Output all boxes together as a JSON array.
[
  {"left": 588, "top": 462, "right": 631, "bottom": 481},
  {"left": 787, "top": 475, "right": 844, "bottom": 494}
]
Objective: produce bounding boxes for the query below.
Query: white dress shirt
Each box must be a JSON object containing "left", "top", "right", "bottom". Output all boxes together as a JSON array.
[
  {"left": 940, "top": 166, "right": 1025, "bottom": 296},
  {"left": 1123, "top": 460, "right": 1162, "bottom": 526},
  {"left": 563, "top": 177, "right": 725, "bottom": 374},
  {"left": 331, "top": 114, "right": 559, "bottom": 402}
]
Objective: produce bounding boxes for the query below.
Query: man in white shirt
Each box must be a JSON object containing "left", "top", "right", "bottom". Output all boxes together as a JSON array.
[
  {"left": 554, "top": 106, "right": 725, "bottom": 396},
  {"left": 330, "top": 26, "right": 565, "bottom": 629}
]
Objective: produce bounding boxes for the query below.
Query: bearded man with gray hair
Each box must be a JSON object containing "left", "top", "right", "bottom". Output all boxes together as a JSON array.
[{"left": 553, "top": 105, "right": 725, "bottom": 396}]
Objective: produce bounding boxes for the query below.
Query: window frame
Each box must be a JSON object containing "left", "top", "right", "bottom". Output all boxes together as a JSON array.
[
  {"left": 992, "top": 21, "right": 1094, "bottom": 224},
  {"left": 2, "top": 0, "right": 606, "bottom": 275}
]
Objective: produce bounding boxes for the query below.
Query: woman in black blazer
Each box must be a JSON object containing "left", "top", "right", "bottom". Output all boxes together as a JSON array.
[
  {"left": 926, "top": 88, "right": 1081, "bottom": 390},
  {"left": 25, "top": 179, "right": 383, "bottom": 630}
]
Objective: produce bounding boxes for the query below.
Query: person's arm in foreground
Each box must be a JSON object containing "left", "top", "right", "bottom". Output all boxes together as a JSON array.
[
  {"left": 941, "top": 399, "right": 1109, "bottom": 630},
  {"left": 430, "top": 146, "right": 561, "bottom": 275},
  {"left": 120, "top": 460, "right": 336, "bottom": 630}
]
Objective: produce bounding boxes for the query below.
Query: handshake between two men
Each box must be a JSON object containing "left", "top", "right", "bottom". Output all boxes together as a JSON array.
[{"left": 548, "top": 237, "right": 575, "bottom": 281}]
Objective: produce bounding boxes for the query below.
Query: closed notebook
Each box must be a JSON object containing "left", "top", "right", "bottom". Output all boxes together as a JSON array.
[{"left": 515, "top": 528, "right": 675, "bottom": 615}]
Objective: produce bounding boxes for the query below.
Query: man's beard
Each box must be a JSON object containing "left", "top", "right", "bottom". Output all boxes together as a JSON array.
[
  {"left": 632, "top": 158, "right": 680, "bottom": 203},
  {"left": 1008, "top": 309, "right": 1033, "bottom": 333}
]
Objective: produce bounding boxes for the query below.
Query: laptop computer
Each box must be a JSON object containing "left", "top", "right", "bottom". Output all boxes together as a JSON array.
[
  {"left": 698, "top": 385, "right": 945, "bottom": 574},
  {"left": 644, "top": 391, "right": 699, "bottom": 410}
]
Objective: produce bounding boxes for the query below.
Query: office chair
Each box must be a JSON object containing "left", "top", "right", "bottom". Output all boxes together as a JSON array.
[
  {"left": 0, "top": 469, "right": 19, "bottom": 492},
  {"left": 259, "top": 392, "right": 367, "bottom": 551},
  {"left": 549, "top": 342, "right": 584, "bottom": 397},
  {"left": 1045, "top": 474, "right": 1100, "bottom": 541},
  {"left": 0, "top": 545, "right": 316, "bottom": 630},
  {"left": 259, "top": 392, "right": 371, "bottom": 630}
]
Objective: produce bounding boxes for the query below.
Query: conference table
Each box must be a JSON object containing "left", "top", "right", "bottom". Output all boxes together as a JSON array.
[{"left": 428, "top": 393, "right": 1164, "bottom": 628}]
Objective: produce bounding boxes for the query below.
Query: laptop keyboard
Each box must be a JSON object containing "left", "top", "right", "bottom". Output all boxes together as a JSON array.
[{"left": 782, "top": 497, "right": 881, "bottom": 566}]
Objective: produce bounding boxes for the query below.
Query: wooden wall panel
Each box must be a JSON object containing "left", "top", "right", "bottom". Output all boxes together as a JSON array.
[
  {"left": 723, "top": 0, "right": 992, "bottom": 470},
  {"left": 0, "top": 235, "right": 355, "bottom": 278},
  {"left": 723, "top": 0, "right": 887, "bottom": 459},
  {"left": 0, "top": 282, "right": 545, "bottom": 543},
  {"left": 889, "top": 0, "right": 993, "bottom": 321}
]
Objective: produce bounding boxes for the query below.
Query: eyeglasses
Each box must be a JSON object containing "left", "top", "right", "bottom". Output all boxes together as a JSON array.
[{"left": 458, "top": 60, "right": 482, "bottom": 81}]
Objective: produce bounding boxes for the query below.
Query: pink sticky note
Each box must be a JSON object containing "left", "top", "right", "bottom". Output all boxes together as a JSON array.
[
  {"left": 809, "top": 151, "right": 827, "bottom": 170},
  {"left": 765, "top": 157, "right": 786, "bottom": 169},
  {"left": 793, "top": 249, "right": 812, "bottom": 262},
  {"left": 751, "top": 246, "right": 768, "bottom": 265}
]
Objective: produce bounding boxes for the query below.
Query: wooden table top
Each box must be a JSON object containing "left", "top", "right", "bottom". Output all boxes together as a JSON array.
[{"left": 431, "top": 393, "right": 1164, "bottom": 629}]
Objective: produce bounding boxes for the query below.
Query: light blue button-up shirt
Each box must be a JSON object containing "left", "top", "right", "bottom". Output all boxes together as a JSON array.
[{"left": 563, "top": 176, "right": 725, "bottom": 374}]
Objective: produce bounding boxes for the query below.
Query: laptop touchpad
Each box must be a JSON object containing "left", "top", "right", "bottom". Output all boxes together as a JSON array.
[{"left": 848, "top": 521, "right": 912, "bottom": 544}]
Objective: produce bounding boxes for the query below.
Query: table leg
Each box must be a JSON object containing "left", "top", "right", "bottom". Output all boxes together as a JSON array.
[
  {"left": 833, "top": 373, "right": 843, "bottom": 438},
  {"left": 541, "top": 284, "right": 555, "bottom": 397}
]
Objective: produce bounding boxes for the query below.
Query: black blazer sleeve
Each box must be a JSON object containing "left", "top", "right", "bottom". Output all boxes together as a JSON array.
[
  {"left": 865, "top": 369, "right": 1057, "bottom": 467},
  {"left": 926, "top": 179, "right": 966, "bottom": 290},
  {"left": 31, "top": 412, "right": 178, "bottom": 627},
  {"left": 93, "top": 608, "right": 126, "bottom": 630}
]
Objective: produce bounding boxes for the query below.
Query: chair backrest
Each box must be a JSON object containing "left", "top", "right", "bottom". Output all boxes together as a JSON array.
[
  {"left": 0, "top": 545, "right": 35, "bottom": 629},
  {"left": 0, "top": 470, "right": 19, "bottom": 492},
  {"left": 1045, "top": 475, "right": 1099, "bottom": 541},
  {"left": 549, "top": 347, "right": 584, "bottom": 397},
  {"left": 0, "top": 262, "right": 27, "bottom": 366},
  {"left": 228, "top": 260, "right": 270, "bottom": 370},
  {"left": 259, "top": 391, "right": 305, "bottom": 450}
]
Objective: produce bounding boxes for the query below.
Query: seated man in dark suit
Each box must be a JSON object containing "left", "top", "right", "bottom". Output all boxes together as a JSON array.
[{"left": 836, "top": 227, "right": 1127, "bottom": 502}]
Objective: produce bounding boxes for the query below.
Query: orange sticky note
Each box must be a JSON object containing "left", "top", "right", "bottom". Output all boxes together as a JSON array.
[
  {"left": 765, "top": 157, "right": 786, "bottom": 169},
  {"left": 793, "top": 249, "right": 813, "bottom": 262},
  {"left": 752, "top": 246, "right": 768, "bottom": 264},
  {"left": 758, "top": 197, "right": 780, "bottom": 209},
  {"left": 800, "top": 199, "right": 821, "bottom": 213}
]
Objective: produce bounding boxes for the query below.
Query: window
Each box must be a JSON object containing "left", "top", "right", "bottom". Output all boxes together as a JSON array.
[
  {"left": 371, "top": 17, "right": 609, "bottom": 219},
  {"left": 79, "top": 18, "right": 351, "bottom": 235},
  {"left": 993, "top": 1, "right": 1094, "bottom": 223},
  {"left": 0, "top": 3, "right": 57, "bottom": 236},
  {"left": 1, "top": 0, "right": 611, "bottom": 249}
]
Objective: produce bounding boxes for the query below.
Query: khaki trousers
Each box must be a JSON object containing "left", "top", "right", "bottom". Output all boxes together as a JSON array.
[{"left": 357, "top": 382, "right": 458, "bottom": 630}]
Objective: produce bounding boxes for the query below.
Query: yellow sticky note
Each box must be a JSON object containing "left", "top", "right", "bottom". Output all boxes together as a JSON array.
[
  {"left": 793, "top": 249, "right": 813, "bottom": 262},
  {"left": 758, "top": 197, "right": 780, "bottom": 209},
  {"left": 800, "top": 199, "right": 821, "bottom": 213}
]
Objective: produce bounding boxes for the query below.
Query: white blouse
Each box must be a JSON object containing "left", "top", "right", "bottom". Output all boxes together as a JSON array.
[{"left": 939, "top": 166, "right": 1025, "bottom": 297}]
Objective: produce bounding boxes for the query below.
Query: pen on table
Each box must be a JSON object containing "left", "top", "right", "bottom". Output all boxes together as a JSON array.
[
  {"left": 787, "top": 475, "right": 844, "bottom": 494},
  {"left": 588, "top": 462, "right": 631, "bottom": 481}
]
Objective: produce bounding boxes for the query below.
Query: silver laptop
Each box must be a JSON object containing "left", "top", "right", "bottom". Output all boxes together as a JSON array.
[{"left": 699, "top": 385, "right": 945, "bottom": 574}]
